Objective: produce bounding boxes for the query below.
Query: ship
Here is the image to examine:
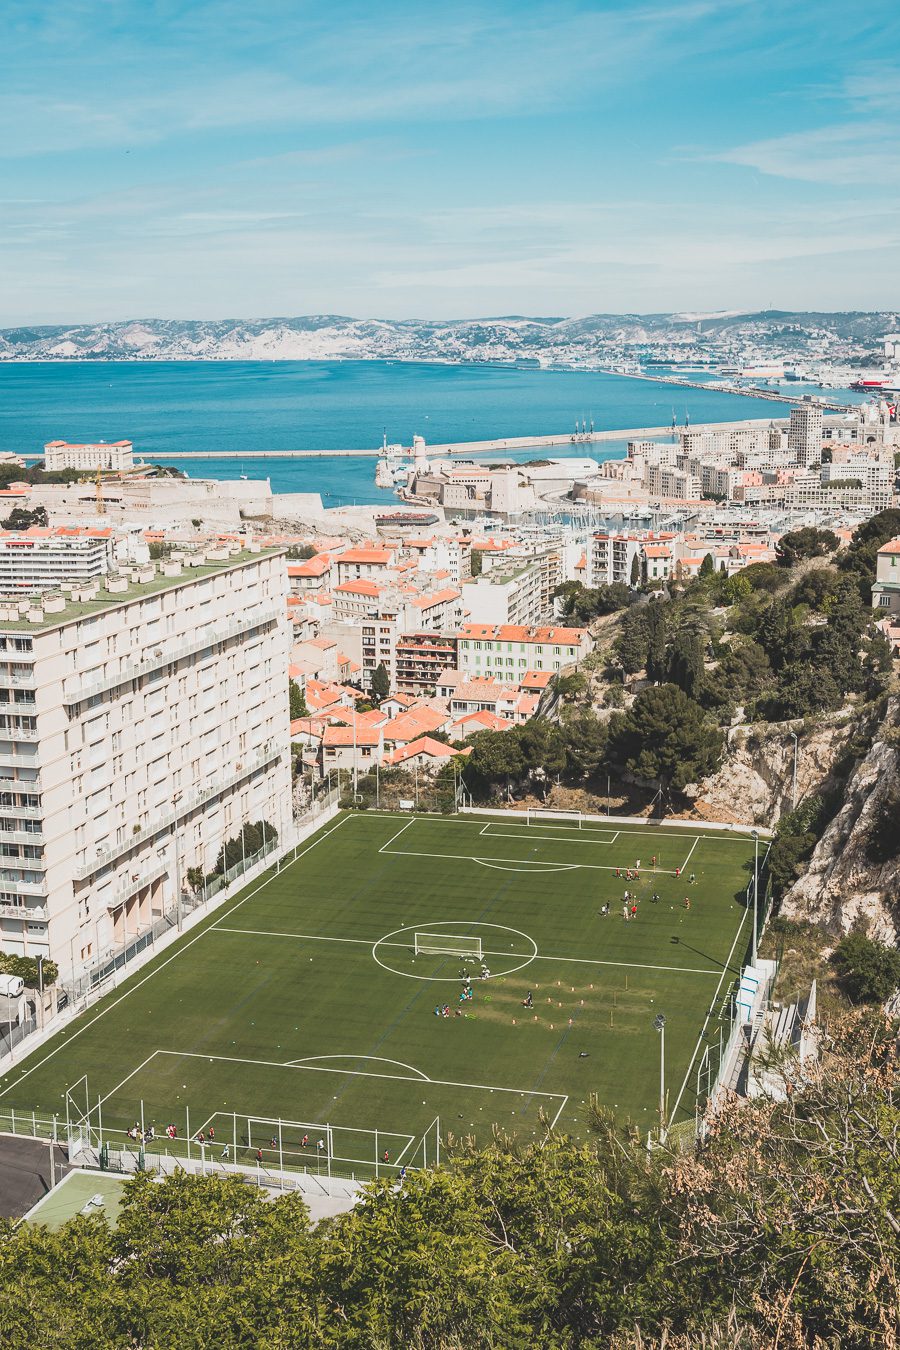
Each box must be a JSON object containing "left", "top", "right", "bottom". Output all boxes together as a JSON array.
[
  {"left": 374, "top": 510, "right": 439, "bottom": 528},
  {"left": 851, "top": 378, "right": 887, "bottom": 391}
]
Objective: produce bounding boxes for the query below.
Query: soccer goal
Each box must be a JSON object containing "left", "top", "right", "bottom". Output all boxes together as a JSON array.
[
  {"left": 526, "top": 807, "right": 583, "bottom": 829},
  {"left": 414, "top": 932, "right": 482, "bottom": 960}
]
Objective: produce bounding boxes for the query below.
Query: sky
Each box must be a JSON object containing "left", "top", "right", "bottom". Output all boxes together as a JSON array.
[{"left": 2, "top": 0, "right": 900, "bottom": 323}]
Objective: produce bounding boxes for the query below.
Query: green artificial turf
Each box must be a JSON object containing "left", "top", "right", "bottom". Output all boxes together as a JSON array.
[{"left": 0, "top": 812, "right": 758, "bottom": 1178}]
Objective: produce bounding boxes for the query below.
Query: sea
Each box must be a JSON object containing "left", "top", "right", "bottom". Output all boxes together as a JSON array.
[{"left": 0, "top": 360, "right": 861, "bottom": 507}]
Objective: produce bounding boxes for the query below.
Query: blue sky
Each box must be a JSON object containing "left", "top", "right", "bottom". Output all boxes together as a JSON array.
[{"left": 2, "top": 0, "right": 899, "bottom": 322}]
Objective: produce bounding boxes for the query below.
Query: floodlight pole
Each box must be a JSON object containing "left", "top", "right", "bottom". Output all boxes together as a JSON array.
[
  {"left": 752, "top": 830, "right": 759, "bottom": 966},
  {"left": 654, "top": 1014, "right": 666, "bottom": 1143}
]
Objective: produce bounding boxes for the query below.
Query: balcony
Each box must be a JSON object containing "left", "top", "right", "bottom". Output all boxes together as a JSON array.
[
  {"left": 0, "top": 725, "right": 38, "bottom": 741},
  {"left": 64, "top": 608, "right": 281, "bottom": 707},
  {"left": 0, "top": 902, "right": 46, "bottom": 922},
  {"left": 74, "top": 742, "right": 284, "bottom": 880},
  {"left": 0, "top": 879, "right": 47, "bottom": 898},
  {"left": 0, "top": 827, "right": 43, "bottom": 845},
  {"left": 105, "top": 860, "right": 168, "bottom": 911},
  {"left": 0, "top": 671, "right": 35, "bottom": 688}
]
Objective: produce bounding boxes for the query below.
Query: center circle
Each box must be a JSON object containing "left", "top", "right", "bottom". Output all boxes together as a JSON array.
[{"left": 372, "top": 921, "right": 538, "bottom": 983}]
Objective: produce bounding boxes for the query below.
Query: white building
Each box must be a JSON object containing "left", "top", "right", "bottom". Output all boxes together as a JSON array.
[
  {"left": 43, "top": 440, "right": 135, "bottom": 472},
  {"left": 0, "top": 528, "right": 116, "bottom": 595},
  {"left": 787, "top": 406, "right": 824, "bottom": 467},
  {"left": 456, "top": 623, "right": 591, "bottom": 678},
  {"left": 461, "top": 560, "right": 546, "bottom": 627},
  {"left": 0, "top": 546, "right": 291, "bottom": 977}
]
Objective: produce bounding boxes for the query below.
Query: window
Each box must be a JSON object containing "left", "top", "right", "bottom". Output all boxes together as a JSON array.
[{"left": 880, "top": 595, "right": 892, "bottom": 607}]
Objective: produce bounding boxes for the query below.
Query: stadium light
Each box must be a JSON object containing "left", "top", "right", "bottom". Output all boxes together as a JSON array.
[{"left": 654, "top": 1013, "right": 666, "bottom": 1142}]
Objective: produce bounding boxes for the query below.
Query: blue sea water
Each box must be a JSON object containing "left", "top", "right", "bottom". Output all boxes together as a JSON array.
[{"left": 0, "top": 359, "right": 854, "bottom": 506}]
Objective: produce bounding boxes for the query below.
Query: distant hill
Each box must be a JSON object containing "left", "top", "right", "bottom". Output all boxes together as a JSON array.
[{"left": 0, "top": 311, "right": 896, "bottom": 362}]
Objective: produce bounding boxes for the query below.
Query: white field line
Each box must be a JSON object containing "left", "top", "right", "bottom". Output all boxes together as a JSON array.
[
  {"left": 159, "top": 1048, "right": 568, "bottom": 1109},
  {"left": 668, "top": 904, "right": 750, "bottom": 1126},
  {"left": 679, "top": 836, "right": 701, "bottom": 873},
  {"left": 459, "top": 818, "right": 755, "bottom": 846},
  {"left": 609, "top": 831, "right": 620, "bottom": 845},
  {"left": 480, "top": 827, "right": 618, "bottom": 847},
  {"left": 378, "top": 817, "right": 417, "bottom": 853},
  {"left": 284, "top": 1054, "right": 430, "bottom": 1080},
  {"left": 213, "top": 926, "right": 723, "bottom": 977},
  {"left": 0, "top": 814, "right": 353, "bottom": 1100},
  {"left": 391, "top": 1134, "right": 418, "bottom": 1165},
  {"left": 95, "top": 1051, "right": 162, "bottom": 1111},
  {"left": 382, "top": 844, "right": 676, "bottom": 874},
  {"left": 548, "top": 1095, "right": 570, "bottom": 1130}
]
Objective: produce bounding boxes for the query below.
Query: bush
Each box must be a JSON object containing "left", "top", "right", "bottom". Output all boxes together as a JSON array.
[
  {"left": 0, "top": 952, "right": 58, "bottom": 987},
  {"left": 830, "top": 931, "right": 900, "bottom": 1003},
  {"left": 866, "top": 784, "right": 900, "bottom": 864}
]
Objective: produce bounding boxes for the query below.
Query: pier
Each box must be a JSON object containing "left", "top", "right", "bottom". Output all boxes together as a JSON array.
[{"left": 19, "top": 415, "right": 820, "bottom": 462}]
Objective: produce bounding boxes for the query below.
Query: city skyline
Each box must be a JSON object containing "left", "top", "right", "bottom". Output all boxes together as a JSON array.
[{"left": 3, "top": 0, "right": 899, "bottom": 324}]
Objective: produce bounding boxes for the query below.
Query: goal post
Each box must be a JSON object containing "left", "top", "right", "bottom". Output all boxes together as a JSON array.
[
  {"left": 414, "top": 932, "right": 482, "bottom": 960},
  {"left": 526, "top": 807, "right": 582, "bottom": 829}
]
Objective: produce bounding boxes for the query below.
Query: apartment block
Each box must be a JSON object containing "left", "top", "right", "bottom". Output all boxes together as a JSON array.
[
  {"left": 461, "top": 560, "right": 546, "bottom": 626},
  {"left": 0, "top": 547, "right": 291, "bottom": 977},
  {"left": 43, "top": 440, "right": 134, "bottom": 472},
  {"left": 787, "top": 405, "right": 824, "bottom": 467},
  {"left": 0, "top": 528, "right": 115, "bottom": 594},
  {"left": 456, "top": 623, "right": 590, "bottom": 678},
  {"left": 395, "top": 632, "right": 459, "bottom": 694}
]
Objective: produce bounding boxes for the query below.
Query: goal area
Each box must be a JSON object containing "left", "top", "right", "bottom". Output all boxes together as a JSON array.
[{"left": 414, "top": 932, "right": 482, "bottom": 959}]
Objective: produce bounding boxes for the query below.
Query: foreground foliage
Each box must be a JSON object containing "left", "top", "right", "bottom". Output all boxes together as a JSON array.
[{"left": 0, "top": 1012, "right": 896, "bottom": 1348}]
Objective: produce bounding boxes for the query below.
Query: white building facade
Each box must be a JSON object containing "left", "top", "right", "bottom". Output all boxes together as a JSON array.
[
  {"left": 43, "top": 440, "right": 135, "bottom": 472},
  {"left": 0, "top": 548, "right": 291, "bottom": 978}
]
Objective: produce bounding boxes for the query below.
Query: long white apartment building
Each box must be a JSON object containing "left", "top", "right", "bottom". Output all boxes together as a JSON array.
[
  {"left": 44, "top": 439, "right": 135, "bottom": 471},
  {"left": 0, "top": 527, "right": 116, "bottom": 594},
  {"left": 0, "top": 546, "right": 291, "bottom": 978}
]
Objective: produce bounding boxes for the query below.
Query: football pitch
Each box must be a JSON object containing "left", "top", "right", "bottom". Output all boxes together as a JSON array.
[{"left": 0, "top": 811, "right": 759, "bottom": 1178}]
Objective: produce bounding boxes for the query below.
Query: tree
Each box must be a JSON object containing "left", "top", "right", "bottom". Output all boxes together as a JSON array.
[
  {"left": 1, "top": 505, "right": 47, "bottom": 531},
  {"left": 607, "top": 684, "right": 723, "bottom": 792},
  {"left": 644, "top": 600, "right": 668, "bottom": 682},
  {"left": 288, "top": 679, "right": 308, "bottom": 720},
  {"left": 614, "top": 605, "right": 651, "bottom": 674},
  {"left": 774, "top": 526, "right": 839, "bottom": 567},
  {"left": 699, "top": 552, "right": 715, "bottom": 578},
  {"left": 285, "top": 543, "right": 316, "bottom": 560},
  {"left": 666, "top": 630, "right": 704, "bottom": 699},
  {"left": 839, "top": 507, "right": 900, "bottom": 592},
  {"left": 369, "top": 662, "right": 391, "bottom": 704},
  {"left": 831, "top": 930, "right": 900, "bottom": 1003},
  {"left": 469, "top": 548, "right": 484, "bottom": 576},
  {"left": 630, "top": 552, "right": 641, "bottom": 587},
  {"left": 211, "top": 820, "right": 277, "bottom": 876}
]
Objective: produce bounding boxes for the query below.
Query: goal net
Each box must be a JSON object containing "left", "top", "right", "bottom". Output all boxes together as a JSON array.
[
  {"left": 526, "top": 808, "right": 583, "bottom": 829},
  {"left": 414, "top": 932, "right": 482, "bottom": 959}
]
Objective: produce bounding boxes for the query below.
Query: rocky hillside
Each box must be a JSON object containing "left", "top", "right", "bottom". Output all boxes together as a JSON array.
[{"left": 781, "top": 711, "right": 900, "bottom": 942}]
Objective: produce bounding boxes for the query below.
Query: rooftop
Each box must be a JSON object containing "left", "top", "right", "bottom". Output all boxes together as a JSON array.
[{"left": 0, "top": 547, "right": 283, "bottom": 632}]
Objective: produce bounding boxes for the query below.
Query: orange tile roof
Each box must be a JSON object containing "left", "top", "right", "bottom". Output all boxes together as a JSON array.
[
  {"left": 643, "top": 545, "right": 672, "bottom": 558},
  {"left": 879, "top": 539, "right": 900, "bottom": 555},
  {"left": 335, "top": 579, "right": 382, "bottom": 597},
  {"left": 385, "top": 736, "right": 469, "bottom": 764},
  {"left": 383, "top": 707, "right": 449, "bottom": 741},
  {"left": 287, "top": 555, "right": 333, "bottom": 577},
  {"left": 322, "top": 725, "right": 383, "bottom": 747},
  {"left": 337, "top": 547, "right": 395, "bottom": 565},
  {"left": 520, "top": 670, "right": 554, "bottom": 690},
  {"left": 458, "top": 623, "right": 586, "bottom": 643},
  {"left": 410, "top": 587, "right": 461, "bottom": 608},
  {"left": 44, "top": 439, "right": 132, "bottom": 448},
  {"left": 451, "top": 709, "right": 512, "bottom": 733}
]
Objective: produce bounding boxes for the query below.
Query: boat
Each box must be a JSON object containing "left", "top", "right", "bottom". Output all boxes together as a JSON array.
[
  {"left": 374, "top": 510, "right": 439, "bottom": 528},
  {"left": 851, "top": 378, "right": 887, "bottom": 391}
]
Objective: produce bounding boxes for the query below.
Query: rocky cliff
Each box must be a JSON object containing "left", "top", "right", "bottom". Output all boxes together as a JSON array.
[
  {"left": 689, "top": 715, "right": 854, "bottom": 829},
  {"left": 781, "top": 728, "right": 900, "bottom": 943}
]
